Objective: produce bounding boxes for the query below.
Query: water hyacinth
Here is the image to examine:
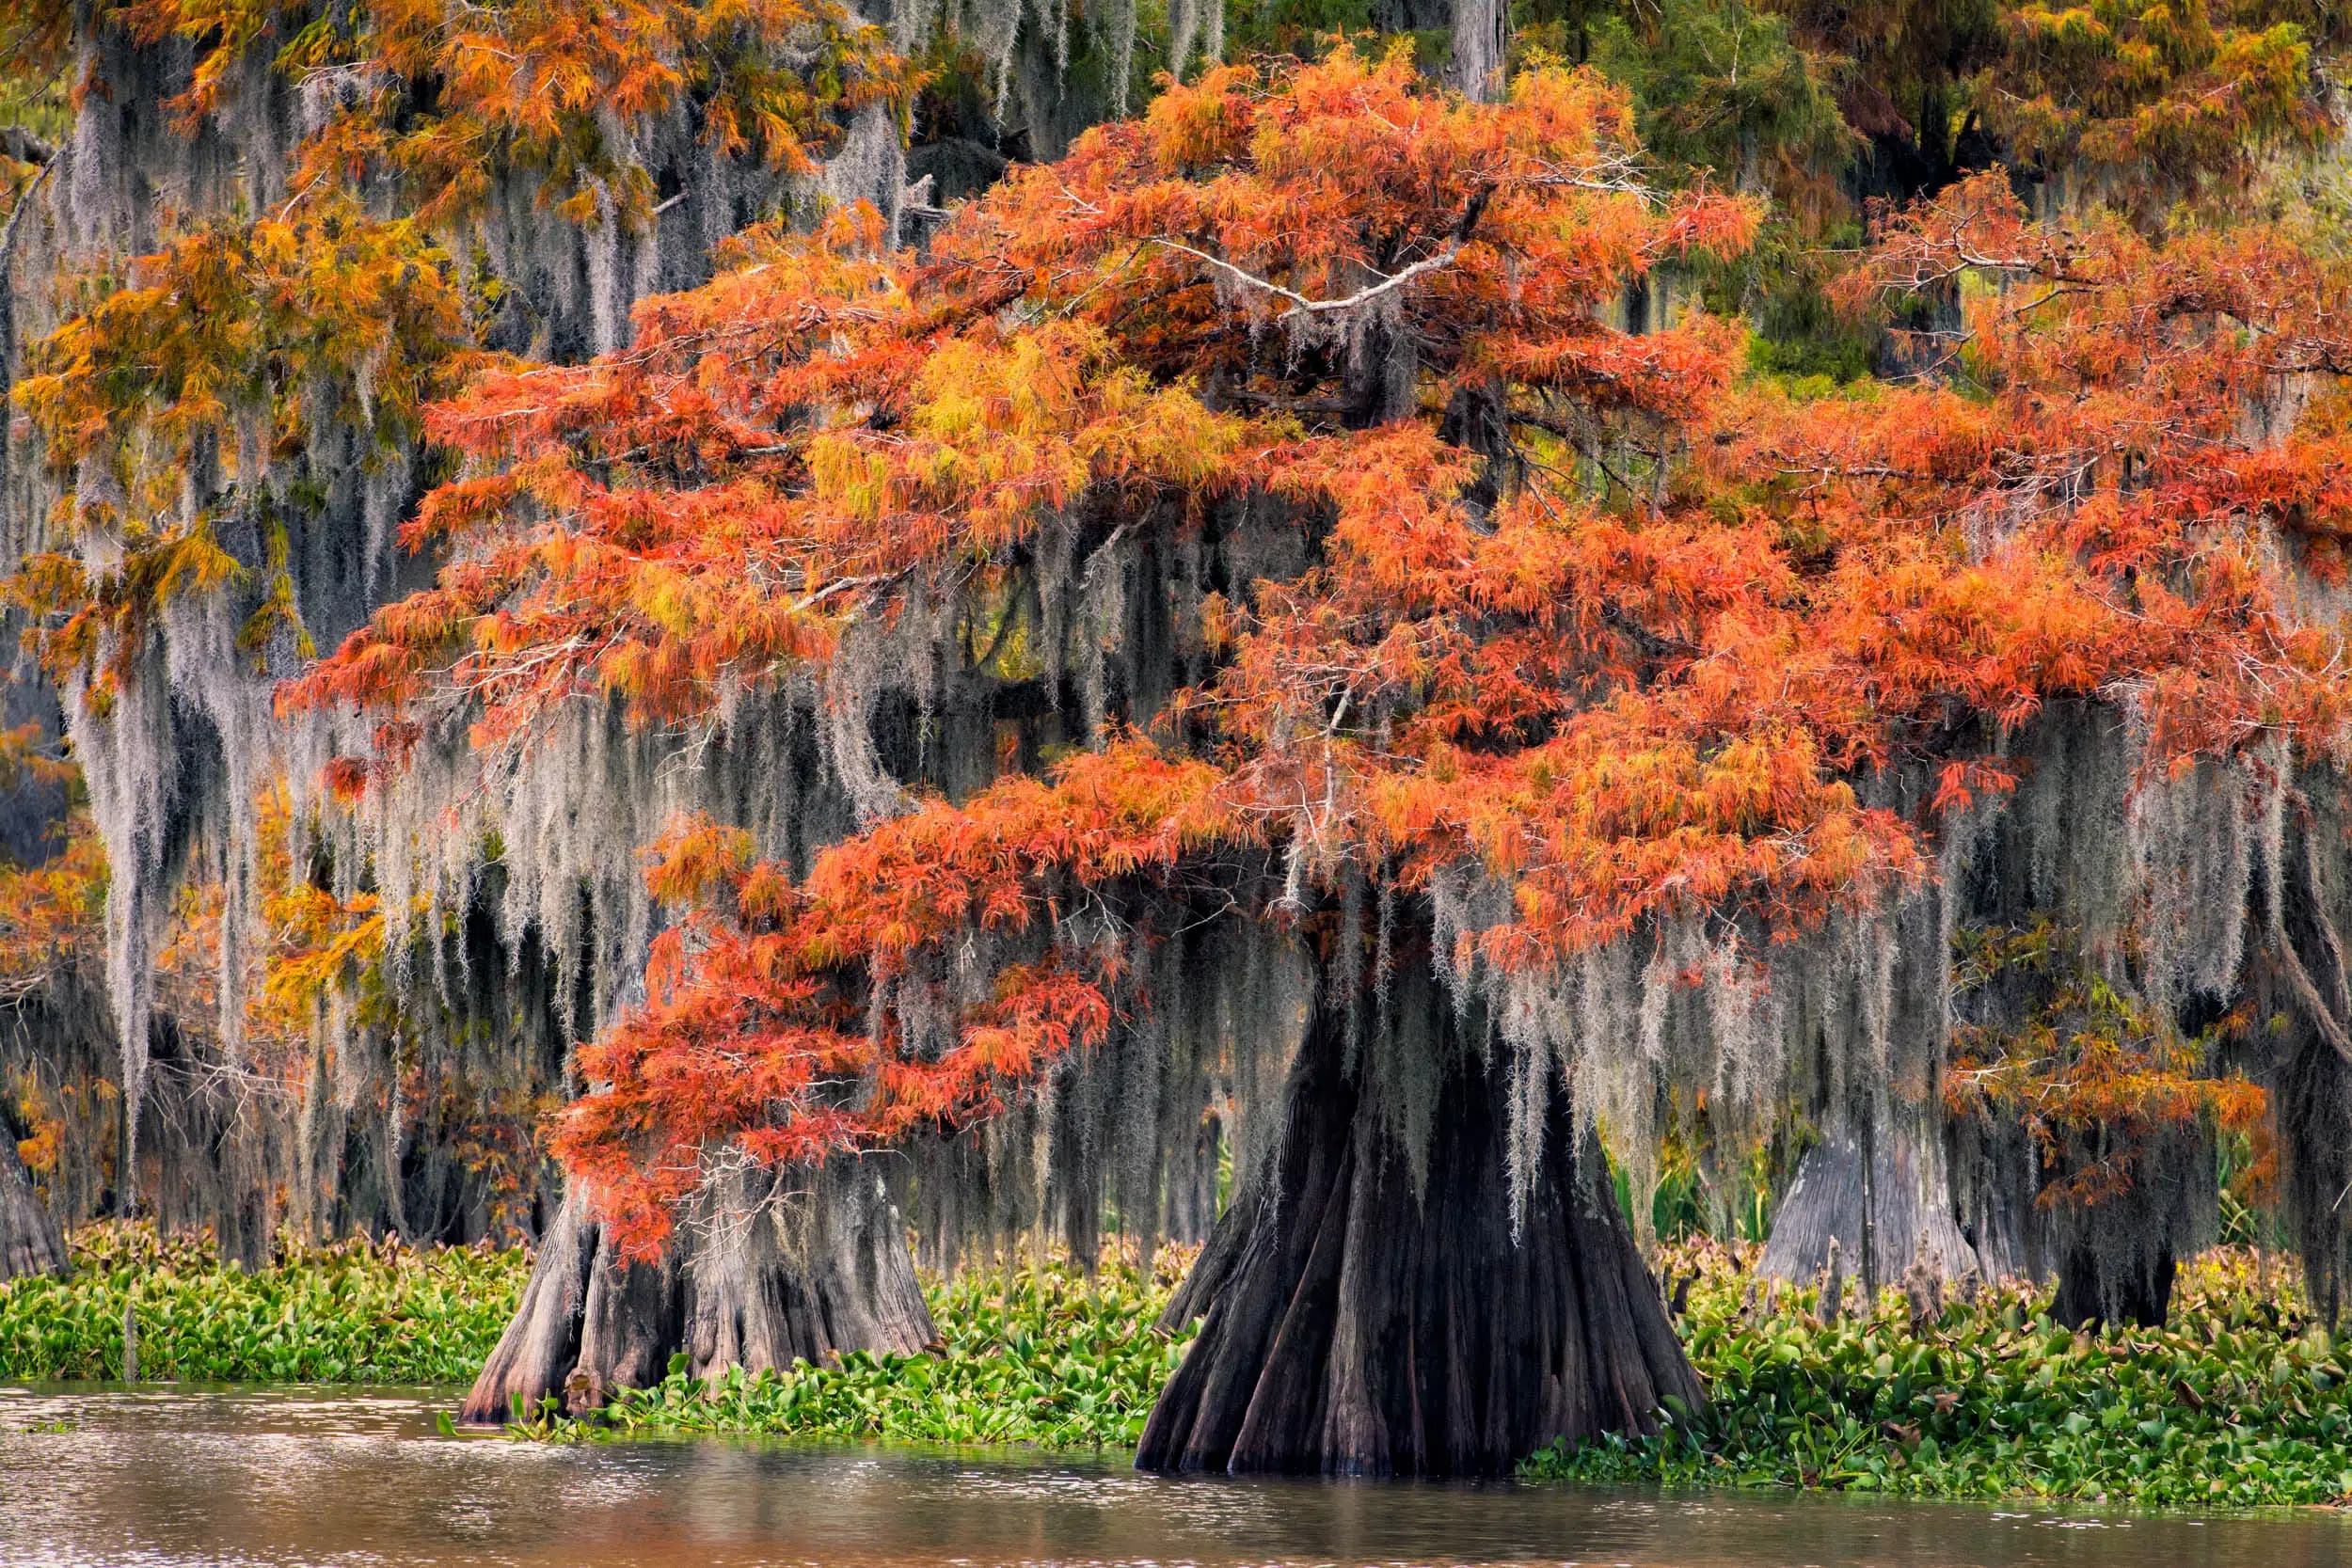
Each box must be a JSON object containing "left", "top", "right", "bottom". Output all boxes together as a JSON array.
[
  {"left": 0, "top": 1223, "right": 526, "bottom": 1385},
  {"left": 567, "top": 1248, "right": 1198, "bottom": 1449},
  {"left": 1525, "top": 1241, "right": 2352, "bottom": 1509},
  {"left": 15, "top": 1222, "right": 2352, "bottom": 1511}
]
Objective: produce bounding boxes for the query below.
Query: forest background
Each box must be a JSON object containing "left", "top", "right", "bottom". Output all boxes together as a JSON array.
[{"left": 1, "top": 0, "right": 2351, "bottom": 1493}]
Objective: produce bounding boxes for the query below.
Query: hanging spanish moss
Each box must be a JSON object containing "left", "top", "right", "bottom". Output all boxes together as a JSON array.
[
  {"left": 906, "top": 917, "right": 1311, "bottom": 1277},
  {"left": 6, "top": 2, "right": 2347, "bottom": 1513},
  {"left": 0, "top": 0, "right": 932, "bottom": 1249}
]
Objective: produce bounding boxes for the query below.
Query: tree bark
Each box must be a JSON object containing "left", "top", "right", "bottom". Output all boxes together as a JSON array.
[
  {"left": 2276, "top": 1021, "right": 2352, "bottom": 1324},
  {"left": 1372, "top": 0, "right": 1506, "bottom": 103},
  {"left": 461, "top": 1157, "right": 933, "bottom": 1424},
  {"left": 0, "top": 1134, "right": 67, "bottom": 1281},
  {"left": 1757, "top": 1111, "right": 1999, "bottom": 1291},
  {"left": 1137, "top": 989, "right": 1702, "bottom": 1479},
  {"left": 1448, "top": 0, "right": 1509, "bottom": 103},
  {"left": 2264, "top": 790, "right": 2352, "bottom": 1324}
]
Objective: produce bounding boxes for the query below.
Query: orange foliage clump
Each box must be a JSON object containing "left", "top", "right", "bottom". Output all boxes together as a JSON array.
[
  {"left": 153, "top": 782, "right": 389, "bottom": 1068},
  {"left": 0, "top": 725, "right": 106, "bottom": 1009},
  {"left": 556, "top": 741, "right": 1243, "bottom": 1249},
  {"left": 1946, "top": 920, "right": 2268, "bottom": 1211},
  {"left": 10, "top": 199, "right": 478, "bottom": 709}
]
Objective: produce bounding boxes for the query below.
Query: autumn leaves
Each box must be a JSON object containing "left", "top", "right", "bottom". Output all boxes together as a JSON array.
[{"left": 262, "top": 50, "right": 2352, "bottom": 1245}]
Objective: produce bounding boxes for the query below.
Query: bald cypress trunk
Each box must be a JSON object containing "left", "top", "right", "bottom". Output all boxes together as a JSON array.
[
  {"left": 2265, "top": 788, "right": 2352, "bottom": 1326},
  {"left": 1758, "top": 1114, "right": 2002, "bottom": 1292},
  {"left": 1137, "top": 976, "right": 1701, "bottom": 1479},
  {"left": 2050, "top": 1242, "right": 2176, "bottom": 1330},
  {"left": 1372, "top": 0, "right": 1507, "bottom": 102},
  {"left": 0, "top": 1135, "right": 67, "bottom": 1282},
  {"left": 2278, "top": 1022, "right": 2352, "bottom": 1326},
  {"left": 1448, "top": 0, "right": 1508, "bottom": 102},
  {"left": 462, "top": 1158, "right": 932, "bottom": 1423}
]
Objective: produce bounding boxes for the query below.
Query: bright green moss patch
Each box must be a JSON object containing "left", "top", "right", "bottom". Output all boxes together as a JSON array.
[
  {"left": 1525, "top": 1243, "right": 2352, "bottom": 1509},
  {"left": 569, "top": 1252, "right": 1195, "bottom": 1449},
  {"left": 0, "top": 1223, "right": 527, "bottom": 1384}
]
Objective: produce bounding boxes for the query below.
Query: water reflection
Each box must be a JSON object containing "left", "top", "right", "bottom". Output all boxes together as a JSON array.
[{"left": 2, "top": 1385, "right": 2347, "bottom": 1567}]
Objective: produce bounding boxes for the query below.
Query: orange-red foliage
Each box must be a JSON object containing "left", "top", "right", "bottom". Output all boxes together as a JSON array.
[
  {"left": 293, "top": 51, "right": 2352, "bottom": 1251},
  {"left": 95, "top": 0, "right": 910, "bottom": 223},
  {"left": 0, "top": 727, "right": 106, "bottom": 1010},
  {"left": 556, "top": 742, "right": 1242, "bottom": 1249},
  {"left": 1947, "top": 920, "right": 2268, "bottom": 1211}
]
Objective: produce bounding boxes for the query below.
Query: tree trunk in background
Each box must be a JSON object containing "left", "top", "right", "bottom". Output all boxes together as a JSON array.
[
  {"left": 2265, "top": 792, "right": 2352, "bottom": 1326},
  {"left": 2050, "top": 1242, "right": 2176, "bottom": 1330},
  {"left": 2277, "top": 1022, "right": 2352, "bottom": 1325},
  {"left": 1757, "top": 1113, "right": 1994, "bottom": 1291},
  {"left": 461, "top": 1158, "right": 933, "bottom": 1423},
  {"left": 1137, "top": 992, "right": 1701, "bottom": 1479},
  {"left": 1372, "top": 0, "right": 1508, "bottom": 104},
  {"left": 2040, "top": 1128, "right": 2210, "bottom": 1331},
  {"left": 1947, "top": 1115, "right": 2053, "bottom": 1286},
  {"left": 1449, "top": 0, "right": 1508, "bottom": 103},
  {"left": 0, "top": 1135, "right": 67, "bottom": 1281}
]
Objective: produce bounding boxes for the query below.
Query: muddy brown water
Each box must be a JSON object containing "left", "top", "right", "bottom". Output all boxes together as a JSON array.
[{"left": 3, "top": 1385, "right": 2350, "bottom": 1566}]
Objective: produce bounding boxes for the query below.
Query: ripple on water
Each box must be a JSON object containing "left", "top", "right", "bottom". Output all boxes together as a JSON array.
[{"left": 4, "top": 1386, "right": 2351, "bottom": 1568}]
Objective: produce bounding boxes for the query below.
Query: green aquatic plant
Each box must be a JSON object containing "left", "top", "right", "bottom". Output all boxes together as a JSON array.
[
  {"left": 580, "top": 1251, "right": 1195, "bottom": 1450},
  {"left": 17, "top": 1221, "right": 2346, "bottom": 1509},
  {"left": 0, "top": 1222, "right": 526, "bottom": 1384},
  {"left": 1525, "top": 1242, "right": 2352, "bottom": 1508}
]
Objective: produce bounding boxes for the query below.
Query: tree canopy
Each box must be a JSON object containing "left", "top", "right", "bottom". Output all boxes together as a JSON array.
[
  {"left": 0, "top": 0, "right": 2347, "bottom": 1377},
  {"left": 270, "top": 47, "right": 2352, "bottom": 1256}
]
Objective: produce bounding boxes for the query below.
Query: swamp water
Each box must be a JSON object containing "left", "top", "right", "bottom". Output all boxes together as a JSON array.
[{"left": 2, "top": 1385, "right": 2349, "bottom": 1566}]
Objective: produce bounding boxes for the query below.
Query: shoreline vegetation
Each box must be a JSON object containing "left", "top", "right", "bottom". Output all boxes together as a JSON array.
[
  {"left": 555, "top": 1250, "right": 1198, "bottom": 1450},
  {"left": 0, "top": 1224, "right": 528, "bottom": 1385},
  {"left": 6, "top": 1226, "right": 2349, "bottom": 1507},
  {"left": 1528, "top": 1241, "right": 2352, "bottom": 1509}
]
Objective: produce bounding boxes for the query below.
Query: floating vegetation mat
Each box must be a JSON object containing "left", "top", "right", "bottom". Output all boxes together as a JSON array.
[
  {"left": 1526, "top": 1242, "right": 2352, "bottom": 1508},
  {"left": 14, "top": 1225, "right": 2346, "bottom": 1506},
  {"left": 0, "top": 1224, "right": 528, "bottom": 1384},
  {"left": 555, "top": 1246, "right": 1198, "bottom": 1450}
]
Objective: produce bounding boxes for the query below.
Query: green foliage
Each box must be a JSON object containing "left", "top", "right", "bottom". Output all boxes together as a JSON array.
[
  {"left": 0, "top": 1223, "right": 526, "bottom": 1384},
  {"left": 1222, "top": 0, "right": 1378, "bottom": 62},
  {"left": 2217, "top": 1129, "right": 2284, "bottom": 1251},
  {"left": 1580, "top": 0, "right": 1851, "bottom": 188},
  {"left": 11, "top": 1222, "right": 2346, "bottom": 1509},
  {"left": 1612, "top": 1111, "right": 1813, "bottom": 1245},
  {"left": 1526, "top": 1243, "right": 2352, "bottom": 1508},
  {"left": 1645, "top": 1131, "right": 1803, "bottom": 1243},
  {"left": 1739, "top": 230, "right": 1878, "bottom": 385},
  {"left": 578, "top": 1254, "right": 1195, "bottom": 1449}
]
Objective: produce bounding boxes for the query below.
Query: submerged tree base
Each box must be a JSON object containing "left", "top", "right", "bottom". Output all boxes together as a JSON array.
[
  {"left": 560, "top": 1250, "right": 1193, "bottom": 1448},
  {"left": 1530, "top": 1241, "right": 2352, "bottom": 1509},
  {"left": 463, "top": 1160, "right": 933, "bottom": 1424},
  {"left": 1137, "top": 984, "right": 1703, "bottom": 1479}
]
